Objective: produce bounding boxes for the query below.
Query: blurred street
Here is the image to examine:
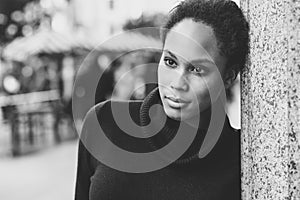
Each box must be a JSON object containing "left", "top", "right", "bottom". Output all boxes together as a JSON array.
[
  {"left": 0, "top": 140, "right": 78, "bottom": 200},
  {"left": 0, "top": 1, "right": 181, "bottom": 199}
]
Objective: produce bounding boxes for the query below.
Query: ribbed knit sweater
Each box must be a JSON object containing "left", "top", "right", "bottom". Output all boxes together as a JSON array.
[{"left": 75, "top": 88, "right": 240, "bottom": 200}]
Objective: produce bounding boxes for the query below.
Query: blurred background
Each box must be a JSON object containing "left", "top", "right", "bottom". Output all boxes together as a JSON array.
[{"left": 0, "top": 0, "right": 240, "bottom": 199}]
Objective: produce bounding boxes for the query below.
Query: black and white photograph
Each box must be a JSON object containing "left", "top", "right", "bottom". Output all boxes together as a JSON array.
[{"left": 0, "top": 0, "right": 299, "bottom": 200}]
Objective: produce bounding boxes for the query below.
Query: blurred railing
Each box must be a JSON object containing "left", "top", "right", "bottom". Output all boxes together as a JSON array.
[{"left": 0, "top": 90, "right": 76, "bottom": 156}]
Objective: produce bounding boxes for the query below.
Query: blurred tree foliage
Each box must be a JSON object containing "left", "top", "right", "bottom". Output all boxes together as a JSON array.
[{"left": 0, "top": 0, "right": 51, "bottom": 44}]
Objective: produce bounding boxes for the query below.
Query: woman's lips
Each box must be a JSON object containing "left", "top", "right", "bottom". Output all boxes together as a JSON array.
[
  {"left": 165, "top": 95, "right": 189, "bottom": 103},
  {"left": 165, "top": 95, "right": 190, "bottom": 108}
]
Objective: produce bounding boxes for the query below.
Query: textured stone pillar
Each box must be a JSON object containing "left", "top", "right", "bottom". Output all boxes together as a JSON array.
[{"left": 240, "top": 1, "right": 300, "bottom": 199}]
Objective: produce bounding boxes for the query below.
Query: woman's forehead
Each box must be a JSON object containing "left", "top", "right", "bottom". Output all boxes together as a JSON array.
[
  {"left": 163, "top": 19, "right": 226, "bottom": 68},
  {"left": 164, "top": 20, "right": 219, "bottom": 57}
]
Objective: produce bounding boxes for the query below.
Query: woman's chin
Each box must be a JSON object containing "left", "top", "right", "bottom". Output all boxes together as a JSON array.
[
  {"left": 162, "top": 106, "right": 179, "bottom": 120},
  {"left": 163, "top": 106, "right": 192, "bottom": 121}
]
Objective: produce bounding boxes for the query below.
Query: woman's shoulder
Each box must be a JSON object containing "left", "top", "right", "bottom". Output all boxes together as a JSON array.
[
  {"left": 218, "top": 121, "right": 240, "bottom": 161},
  {"left": 78, "top": 99, "right": 151, "bottom": 171},
  {"left": 204, "top": 118, "right": 240, "bottom": 164},
  {"left": 93, "top": 99, "right": 143, "bottom": 116},
  {"left": 221, "top": 116, "right": 240, "bottom": 142},
  {"left": 80, "top": 99, "right": 144, "bottom": 137}
]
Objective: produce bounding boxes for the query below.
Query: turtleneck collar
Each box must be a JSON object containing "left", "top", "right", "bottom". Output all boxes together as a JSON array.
[{"left": 139, "top": 88, "right": 229, "bottom": 165}]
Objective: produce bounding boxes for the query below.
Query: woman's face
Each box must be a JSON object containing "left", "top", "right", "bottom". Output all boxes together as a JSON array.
[{"left": 158, "top": 19, "right": 229, "bottom": 122}]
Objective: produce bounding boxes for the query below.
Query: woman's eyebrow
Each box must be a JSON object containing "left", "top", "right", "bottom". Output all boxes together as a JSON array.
[
  {"left": 163, "top": 50, "right": 178, "bottom": 60},
  {"left": 189, "top": 58, "right": 215, "bottom": 66}
]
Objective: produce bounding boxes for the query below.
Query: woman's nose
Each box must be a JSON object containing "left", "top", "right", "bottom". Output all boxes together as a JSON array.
[{"left": 170, "top": 70, "right": 188, "bottom": 91}]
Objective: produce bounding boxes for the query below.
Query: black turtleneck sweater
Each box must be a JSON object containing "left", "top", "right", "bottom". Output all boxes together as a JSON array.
[{"left": 75, "top": 88, "right": 240, "bottom": 200}]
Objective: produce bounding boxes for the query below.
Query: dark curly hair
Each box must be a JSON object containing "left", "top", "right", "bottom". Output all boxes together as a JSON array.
[{"left": 161, "top": 0, "right": 249, "bottom": 74}]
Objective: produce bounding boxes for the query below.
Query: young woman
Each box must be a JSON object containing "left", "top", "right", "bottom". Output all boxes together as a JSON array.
[{"left": 75, "top": 0, "right": 249, "bottom": 199}]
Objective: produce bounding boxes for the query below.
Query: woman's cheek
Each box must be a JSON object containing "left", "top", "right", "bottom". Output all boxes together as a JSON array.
[{"left": 158, "top": 65, "right": 171, "bottom": 85}]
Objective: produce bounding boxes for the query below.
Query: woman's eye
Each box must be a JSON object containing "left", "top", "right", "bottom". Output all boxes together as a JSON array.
[
  {"left": 188, "top": 65, "right": 204, "bottom": 75},
  {"left": 164, "top": 57, "right": 177, "bottom": 68}
]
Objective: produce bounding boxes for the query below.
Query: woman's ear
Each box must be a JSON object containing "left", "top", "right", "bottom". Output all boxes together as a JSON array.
[{"left": 224, "top": 69, "right": 237, "bottom": 89}]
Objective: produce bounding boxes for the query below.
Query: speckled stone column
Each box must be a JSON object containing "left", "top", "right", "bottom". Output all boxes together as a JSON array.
[{"left": 240, "top": 0, "right": 300, "bottom": 199}]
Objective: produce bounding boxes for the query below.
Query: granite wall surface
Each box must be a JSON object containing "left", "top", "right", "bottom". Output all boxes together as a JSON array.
[{"left": 240, "top": 0, "right": 300, "bottom": 199}]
